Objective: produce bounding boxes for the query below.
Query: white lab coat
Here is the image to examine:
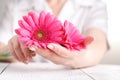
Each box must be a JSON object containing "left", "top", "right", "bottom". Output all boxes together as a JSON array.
[{"left": 0, "top": 0, "right": 108, "bottom": 44}]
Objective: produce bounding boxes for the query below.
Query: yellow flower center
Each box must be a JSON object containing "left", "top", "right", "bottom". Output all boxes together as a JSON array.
[
  {"left": 37, "top": 32, "right": 43, "bottom": 38},
  {"left": 34, "top": 30, "right": 46, "bottom": 40}
]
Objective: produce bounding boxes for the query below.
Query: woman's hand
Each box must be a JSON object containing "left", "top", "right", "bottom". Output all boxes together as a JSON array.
[
  {"left": 8, "top": 35, "right": 35, "bottom": 63},
  {"left": 8, "top": 28, "right": 108, "bottom": 68},
  {"left": 32, "top": 43, "right": 95, "bottom": 68}
]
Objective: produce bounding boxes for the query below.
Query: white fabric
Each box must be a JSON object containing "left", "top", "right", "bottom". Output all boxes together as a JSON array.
[{"left": 0, "top": 0, "right": 108, "bottom": 44}]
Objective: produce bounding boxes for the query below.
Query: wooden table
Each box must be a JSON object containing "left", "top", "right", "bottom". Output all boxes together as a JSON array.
[{"left": 0, "top": 62, "right": 120, "bottom": 80}]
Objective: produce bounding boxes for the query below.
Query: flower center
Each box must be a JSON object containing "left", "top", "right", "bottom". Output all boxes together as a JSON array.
[
  {"left": 37, "top": 32, "right": 43, "bottom": 38},
  {"left": 34, "top": 30, "right": 46, "bottom": 41}
]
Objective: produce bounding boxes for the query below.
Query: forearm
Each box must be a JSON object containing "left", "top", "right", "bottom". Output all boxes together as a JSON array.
[{"left": 75, "top": 28, "right": 108, "bottom": 68}]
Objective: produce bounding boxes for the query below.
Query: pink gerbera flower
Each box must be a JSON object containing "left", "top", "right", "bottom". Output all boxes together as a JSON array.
[
  {"left": 15, "top": 11, "right": 64, "bottom": 48},
  {"left": 62, "top": 21, "right": 93, "bottom": 50}
]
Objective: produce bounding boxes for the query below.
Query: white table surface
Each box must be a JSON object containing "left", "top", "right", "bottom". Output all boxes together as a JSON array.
[{"left": 0, "top": 62, "right": 120, "bottom": 80}]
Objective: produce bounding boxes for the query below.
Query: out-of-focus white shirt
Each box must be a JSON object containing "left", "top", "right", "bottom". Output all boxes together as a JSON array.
[{"left": 0, "top": 0, "right": 108, "bottom": 44}]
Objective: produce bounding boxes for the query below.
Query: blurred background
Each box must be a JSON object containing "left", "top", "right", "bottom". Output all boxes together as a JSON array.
[
  {"left": 101, "top": 0, "right": 120, "bottom": 64},
  {"left": 0, "top": 0, "right": 120, "bottom": 64}
]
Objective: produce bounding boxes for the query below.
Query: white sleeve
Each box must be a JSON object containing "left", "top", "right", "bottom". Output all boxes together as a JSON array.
[
  {"left": 0, "top": 1, "right": 14, "bottom": 44},
  {"left": 83, "top": 1, "right": 108, "bottom": 33}
]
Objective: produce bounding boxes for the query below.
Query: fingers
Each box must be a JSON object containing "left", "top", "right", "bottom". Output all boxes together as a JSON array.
[
  {"left": 8, "top": 38, "right": 24, "bottom": 62},
  {"left": 8, "top": 36, "right": 34, "bottom": 63},
  {"left": 34, "top": 46, "right": 70, "bottom": 65},
  {"left": 47, "top": 43, "right": 74, "bottom": 58},
  {"left": 31, "top": 45, "right": 81, "bottom": 67},
  {"left": 19, "top": 43, "right": 33, "bottom": 62},
  {"left": 13, "top": 41, "right": 28, "bottom": 63},
  {"left": 10, "top": 36, "right": 28, "bottom": 63},
  {"left": 8, "top": 42, "right": 21, "bottom": 61}
]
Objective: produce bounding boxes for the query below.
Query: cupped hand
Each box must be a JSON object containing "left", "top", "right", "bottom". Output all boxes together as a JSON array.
[{"left": 32, "top": 43, "right": 91, "bottom": 68}]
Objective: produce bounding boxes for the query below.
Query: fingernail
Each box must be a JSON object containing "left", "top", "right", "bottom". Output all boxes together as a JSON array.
[
  {"left": 29, "top": 47, "right": 36, "bottom": 51},
  {"left": 47, "top": 44, "right": 54, "bottom": 49}
]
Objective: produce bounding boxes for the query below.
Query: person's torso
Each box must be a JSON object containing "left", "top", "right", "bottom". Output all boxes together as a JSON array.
[{"left": 11, "top": 0, "right": 98, "bottom": 34}]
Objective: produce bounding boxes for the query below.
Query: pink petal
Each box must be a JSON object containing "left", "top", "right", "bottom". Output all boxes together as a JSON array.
[
  {"left": 84, "top": 36, "right": 94, "bottom": 45},
  {"left": 15, "top": 28, "right": 31, "bottom": 37},
  {"left": 25, "top": 40, "right": 34, "bottom": 47},
  {"left": 50, "top": 31, "right": 64, "bottom": 37},
  {"left": 33, "top": 41, "right": 41, "bottom": 48},
  {"left": 23, "top": 16, "right": 36, "bottom": 30},
  {"left": 28, "top": 12, "right": 39, "bottom": 26},
  {"left": 64, "top": 21, "right": 83, "bottom": 43},
  {"left": 39, "top": 11, "right": 46, "bottom": 27},
  {"left": 40, "top": 43, "right": 47, "bottom": 48},
  {"left": 45, "top": 13, "right": 55, "bottom": 27},
  {"left": 18, "top": 20, "right": 32, "bottom": 31},
  {"left": 48, "top": 21, "right": 62, "bottom": 31},
  {"left": 51, "top": 37, "right": 63, "bottom": 42},
  {"left": 18, "top": 37, "right": 30, "bottom": 42}
]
